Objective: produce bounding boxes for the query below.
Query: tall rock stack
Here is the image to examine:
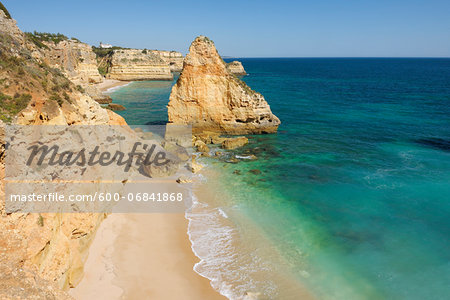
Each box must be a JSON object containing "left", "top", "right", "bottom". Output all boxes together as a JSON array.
[{"left": 168, "top": 36, "right": 280, "bottom": 134}]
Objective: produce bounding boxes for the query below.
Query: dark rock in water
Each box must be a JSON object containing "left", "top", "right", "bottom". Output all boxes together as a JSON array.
[
  {"left": 95, "top": 96, "right": 112, "bottom": 104},
  {"left": 107, "top": 103, "right": 126, "bottom": 111},
  {"left": 226, "top": 157, "right": 239, "bottom": 164},
  {"left": 249, "top": 169, "right": 261, "bottom": 175},
  {"left": 415, "top": 138, "right": 450, "bottom": 152},
  {"left": 233, "top": 169, "right": 241, "bottom": 175},
  {"left": 308, "top": 174, "right": 321, "bottom": 181}
]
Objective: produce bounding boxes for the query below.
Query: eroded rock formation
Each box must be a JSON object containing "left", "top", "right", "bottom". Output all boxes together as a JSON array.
[
  {"left": 168, "top": 36, "right": 280, "bottom": 134},
  {"left": 0, "top": 8, "right": 127, "bottom": 295},
  {"left": 44, "top": 39, "right": 103, "bottom": 85},
  {"left": 226, "top": 60, "right": 247, "bottom": 75},
  {"left": 107, "top": 49, "right": 173, "bottom": 81}
]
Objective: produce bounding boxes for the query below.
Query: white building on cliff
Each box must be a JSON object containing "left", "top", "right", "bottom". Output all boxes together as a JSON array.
[{"left": 99, "top": 42, "right": 112, "bottom": 49}]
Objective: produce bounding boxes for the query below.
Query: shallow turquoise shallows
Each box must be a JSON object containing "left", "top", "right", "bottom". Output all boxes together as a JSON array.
[{"left": 110, "top": 58, "right": 450, "bottom": 299}]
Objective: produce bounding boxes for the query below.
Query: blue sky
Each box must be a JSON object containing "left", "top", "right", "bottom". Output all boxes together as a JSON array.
[{"left": 3, "top": 0, "right": 450, "bottom": 57}]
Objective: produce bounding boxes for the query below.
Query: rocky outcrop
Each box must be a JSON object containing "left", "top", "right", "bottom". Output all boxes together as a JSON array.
[
  {"left": 168, "top": 36, "right": 280, "bottom": 134},
  {"left": 227, "top": 61, "right": 246, "bottom": 75},
  {"left": 84, "top": 85, "right": 112, "bottom": 104},
  {"left": 222, "top": 136, "right": 249, "bottom": 149},
  {"left": 107, "top": 49, "right": 173, "bottom": 81},
  {"left": 36, "top": 36, "right": 113, "bottom": 104},
  {"left": 151, "top": 50, "right": 184, "bottom": 72},
  {"left": 43, "top": 40, "right": 103, "bottom": 85},
  {"left": 0, "top": 8, "right": 129, "bottom": 295}
]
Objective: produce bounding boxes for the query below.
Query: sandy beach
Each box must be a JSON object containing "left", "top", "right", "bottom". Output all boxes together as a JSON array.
[
  {"left": 96, "top": 79, "right": 131, "bottom": 94},
  {"left": 70, "top": 212, "right": 225, "bottom": 300}
]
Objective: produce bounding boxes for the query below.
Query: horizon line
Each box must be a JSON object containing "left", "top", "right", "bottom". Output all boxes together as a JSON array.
[{"left": 223, "top": 56, "right": 450, "bottom": 59}]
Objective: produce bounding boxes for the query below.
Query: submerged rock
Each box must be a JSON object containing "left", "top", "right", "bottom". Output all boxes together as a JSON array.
[
  {"left": 249, "top": 169, "right": 262, "bottom": 175},
  {"left": 168, "top": 36, "right": 280, "bottom": 134}
]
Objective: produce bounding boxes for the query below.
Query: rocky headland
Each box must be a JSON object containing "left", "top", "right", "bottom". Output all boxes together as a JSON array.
[{"left": 168, "top": 36, "right": 280, "bottom": 134}]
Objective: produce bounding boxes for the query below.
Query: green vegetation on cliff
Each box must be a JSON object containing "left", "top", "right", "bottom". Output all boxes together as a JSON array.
[
  {"left": 0, "top": 1, "right": 11, "bottom": 19},
  {"left": 0, "top": 31, "right": 75, "bottom": 121},
  {"left": 92, "top": 46, "right": 127, "bottom": 76},
  {"left": 0, "top": 92, "right": 32, "bottom": 122},
  {"left": 25, "top": 31, "right": 68, "bottom": 49}
]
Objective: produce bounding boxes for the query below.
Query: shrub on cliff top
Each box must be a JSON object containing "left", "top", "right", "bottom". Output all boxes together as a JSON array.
[
  {"left": 25, "top": 31, "right": 68, "bottom": 49},
  {"left": 0, "top": 2, "right": 11, "bottom": 19}
]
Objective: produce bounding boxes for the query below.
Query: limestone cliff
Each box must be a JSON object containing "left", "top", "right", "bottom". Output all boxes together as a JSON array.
[
  {"left": 108, "top": 49, "right": 173, "bottom": 81},
  {"left": 38, "top": 38, "right": 114, "bottom": 104},
  {"left": 43, "top": 39, "right": 103, "bottom": 85},
  {"left": 0, "top": 7, "right": 127, "bottom": 296},
  {"left": 226, "top": 60, "right": 247, "bottom": 75},
  {"left": 168, "top": 36, "right": 280, "bottom": 134},
  {"left": 151, "top": 50, "right": 184, "bottom": 72}
]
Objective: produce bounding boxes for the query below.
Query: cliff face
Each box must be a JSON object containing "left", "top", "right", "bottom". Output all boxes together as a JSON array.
[
  {"left": 226, "top": 60, "right": 246, "bottom": 75},
  {"left": 0, "top": 8, "right": 127, "bottom": 296},
  {"left": 168, "top": 36, "right": 280, "bottom": 134},
  {"left": 151, "top": 50, "right": 184, "bottom": 72},
  {"left": 44, "top": 40, "right": 103, "bottom": 85},
  {"left": 107, "top": 49, "right": 173, "bottom": 81}
]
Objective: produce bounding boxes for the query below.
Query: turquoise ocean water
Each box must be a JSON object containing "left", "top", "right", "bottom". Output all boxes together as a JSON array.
[{"left": 110, "top": 58, "right": 450, "bottom": 299}]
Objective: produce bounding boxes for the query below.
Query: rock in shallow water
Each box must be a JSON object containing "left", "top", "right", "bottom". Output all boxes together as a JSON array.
[{"left": 222, "top": 137, "right": 249, "bottom": 149}]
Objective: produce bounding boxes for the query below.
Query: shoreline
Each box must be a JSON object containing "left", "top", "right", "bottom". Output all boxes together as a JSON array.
[
  {"left": 95, "top": 79, "right": 131, "bottom": 94},
  {"left": 187, "top": 162, "right": 316, "bottom": 299},
  {"left": 69, "top": 189, "right": 225, "bottom": 300}
]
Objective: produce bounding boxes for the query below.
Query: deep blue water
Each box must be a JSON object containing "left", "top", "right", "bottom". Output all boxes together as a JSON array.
[{"left": 111, "top": 58, "right": 450, "bottom": 299}]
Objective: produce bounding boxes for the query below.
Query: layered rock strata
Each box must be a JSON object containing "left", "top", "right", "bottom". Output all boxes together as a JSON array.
[
  {"left": 107, "top": 49, "right": 173, "bottom": 81},
  {"left": 168, "top": 36, "right": 280, "bottom": 134},
  {"left": 151, "top": 50, "right": 184, "bottom": 72}
]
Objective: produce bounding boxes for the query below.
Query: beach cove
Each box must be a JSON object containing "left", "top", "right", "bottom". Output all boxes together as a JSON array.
[{"left": 73, "top": 57, "right": 450, "bottom": 299}]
